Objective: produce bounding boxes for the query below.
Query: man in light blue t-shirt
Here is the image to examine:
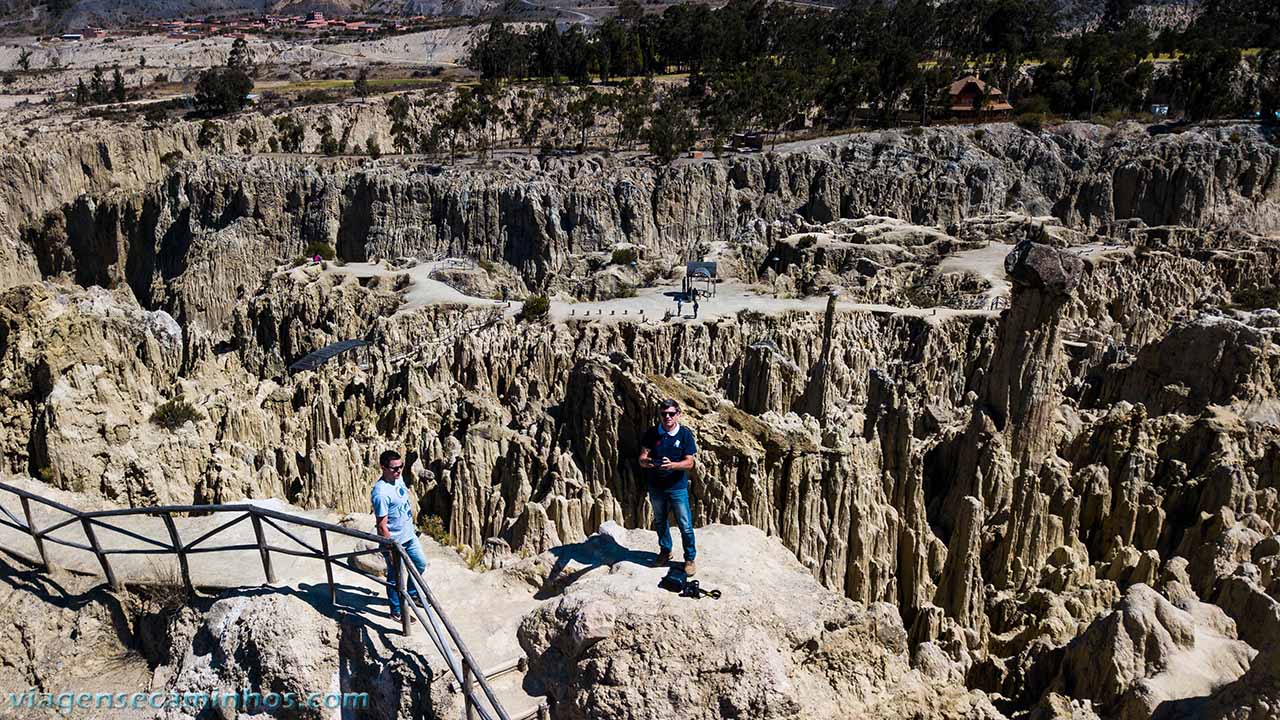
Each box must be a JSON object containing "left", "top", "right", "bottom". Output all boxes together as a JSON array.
[{"left": 371, "top": 449, "right": 427, "bottom": 623}]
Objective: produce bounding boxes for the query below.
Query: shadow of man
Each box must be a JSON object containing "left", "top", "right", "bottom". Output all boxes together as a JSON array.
[{"left": 537, "top": 532, "right": 661, "bottom": 600}]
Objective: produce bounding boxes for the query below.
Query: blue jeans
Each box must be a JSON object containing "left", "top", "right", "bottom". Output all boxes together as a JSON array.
[
  {"left": 384, "top": 535, "right": 428, "bottom": 616},
  {"left": 649, "top": 486, "right": 695, "bottom": 561}
]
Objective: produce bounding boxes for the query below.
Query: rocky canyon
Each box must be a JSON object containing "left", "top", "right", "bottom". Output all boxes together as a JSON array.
[{"left": 2, "top": 116, "right": 1280, "bottom": 720}]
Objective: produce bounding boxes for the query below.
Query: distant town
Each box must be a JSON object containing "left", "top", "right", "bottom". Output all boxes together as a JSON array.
[{"left": 53, "top": 11, "right": 447, "bottom": 44}]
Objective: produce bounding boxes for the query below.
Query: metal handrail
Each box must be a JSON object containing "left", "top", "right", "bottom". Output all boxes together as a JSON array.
[
  {"left": 0, "top": 480, "right": 511, "bottom": 720},
  {"left": 385, "top": 308, "right": 504, "bottom": 369}
]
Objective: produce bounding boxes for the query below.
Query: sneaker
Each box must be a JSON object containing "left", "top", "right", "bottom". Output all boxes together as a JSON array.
[
  {"left": 684, "top": 560, "right": 697, "bottom": 576},
  {"left": 652, "top": 550, "right": 671, "bottom": 568},
  {"left": 391, "top": 610, "right": 417, "bottom": 625}
]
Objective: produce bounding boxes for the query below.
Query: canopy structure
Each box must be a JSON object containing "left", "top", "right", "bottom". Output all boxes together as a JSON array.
[
  {"left": 685, "top": 261, "right": 718, "bottom": 298},
  {"left": 288, "top": 340, "right": 371, "bottom": 373}
]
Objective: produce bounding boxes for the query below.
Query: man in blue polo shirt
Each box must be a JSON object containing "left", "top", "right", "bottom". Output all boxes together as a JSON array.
[
  {"left": 371, "top": 449, "right": 427, "bottom": 624},
  {"left": 639, "top": 399, "right": 699, "bottom": 575}
]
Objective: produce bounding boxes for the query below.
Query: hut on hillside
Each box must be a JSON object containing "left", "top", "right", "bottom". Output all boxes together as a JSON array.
[{"left": 946, "top": 75, "right": 1014, "bottom": 118}]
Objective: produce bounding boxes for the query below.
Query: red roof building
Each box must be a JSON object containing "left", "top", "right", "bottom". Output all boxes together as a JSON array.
[{"left": 947, "top": 75, "right": 1014, "bottom": 115}]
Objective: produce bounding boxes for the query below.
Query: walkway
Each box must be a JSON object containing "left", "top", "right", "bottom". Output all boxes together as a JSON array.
[
  {"left": 310, "top": 260, "right": 1007, "bottom": 329},
  {"left": 300, "top": 240, "right": 1131, "bottom": 335},
  {"left": 938, "top": 241, "right": 1014, "bottom": 305},
  {"left": 0, "top": 477, "right": 544, "bottom": 719}
]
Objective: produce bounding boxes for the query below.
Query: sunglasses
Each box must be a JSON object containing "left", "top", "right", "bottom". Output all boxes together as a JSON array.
[
  {"left": 384, "top": 465, "right": 404, "bottom": 472},
  {"left": 661, "top": 410, "right": 679, "bottom": 417}
]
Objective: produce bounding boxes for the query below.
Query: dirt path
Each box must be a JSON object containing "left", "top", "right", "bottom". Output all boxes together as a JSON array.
[{"left": 321, "top": 260, "right": 1002, "bottom": 326}]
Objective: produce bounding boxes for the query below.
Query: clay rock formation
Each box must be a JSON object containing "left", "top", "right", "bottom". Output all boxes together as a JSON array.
[
  {"left": 1096, "top": 313, "right": 1280, "bottom": 415},
  {"left": 9, "top": 123, "right": 1280, "bottom": 316},
  {"left": 1047, "top": 583, "right": 1254, "bottom": 719},
  {"left": 1178, "top": 640, "right": 1280, "bottom": 720},
  {"left": 158, "top": 595, "right": 341, "bottom": 720},
  {"left": 517, "top": 523, "right": 1004, "bottom": 720},
  {"left": 1004, "top": 240, "right": 1084, "bottom": 294},
  {"left": 5, "top": 108, "right": 1280, "bottom": 720},
  {"left": 0, "top": 283, "right": 189, "bottom": 500}
]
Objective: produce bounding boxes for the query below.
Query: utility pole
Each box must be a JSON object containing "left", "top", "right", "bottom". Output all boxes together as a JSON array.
[{"left": 1089, "top": 71, "right": 1099, "bottom": 121}]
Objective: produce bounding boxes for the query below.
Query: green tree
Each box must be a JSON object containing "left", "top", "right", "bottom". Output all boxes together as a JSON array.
[
  {"left": 596, "top": 17, "right": 642, "bottom": 83},
  {"left": 1259, "top": 49, "right": 1280, "bottom": 123},
  {"left": 196, "top": 120, "right": 220, "bottom": 149},
  {"left": 509, "top": 90, "right": 543, "bottom": 153},
  {"left": 470, "top": 19, "right": 528, "bottom": 80},
  {"left": 567, "top": 90, "right": 601, "bottom": 151},
  {"left": 228, "top": 37, "right": 255, "bottom": 76},
  {"left": 365, "top": 136, "right": 382, "bottom": 159},
  {"left": 441, "top": 90, "right": 477, "bottom": 162},
  {"left": 646, "top": 92, "right": 696, "bottom": 163},
  {"left": 1028, "top": 28, "right": 1153, "bottom": 118},
  {"left": 111, "top": 65, "right": 126, "bottom": 102},
  {"left": 819, "top": 56, "right": 876, "bottom": 127},
  {"left": 17, "top": 48, "right": 32, "bottom": 72},
  {"left": 274, "top": 115, "right": 305, "bottom": 152},
  {"left": 1177, "top": 40, "right": 1244, "bottom": 120},
  {"left": 74, "top": 78, "right": 88, "bottom": 104},
  {"left": 194, "top": 66, "right": 253, "bottom": 116},
  {"left": 477, "top": 80, "right": 506, "bottom": 154},
  {"left": 618, "top": 0, "right": 644, "bottom": 23},
  {"left": 532, "top": 21, "right": 562, "bottom": 81},
  {"left": 618, "top": 79, "right": 653, "bottom": 149},
  {"left": 702, "top": 65, "right": 754, "bottom": 146},
  {"left": 537, "top": 92, "right": 561, "bottom": 149},
  {"left": 756, "top": 58, "right": 811, "bottom": 146},
  {"left": 89, "top": 65, "right": 106, "bottom": 103},
  {"left": 387, "top": 94, "right": 418, "bottom": 154},
  {"left": 318, "top": 117, "right": 341, "bottom": 155},
  {"left": 560, "top": 25, "right": 592, "bottom": 84},
  {"left": 978, "top": 0, "right": 1058, "bottom": 101},
  {"left": 517, "top": 294, "right": 550, "bottom": 321},
  {"left": 1100, "top": 0, "right": 1139, "bottom": 32},
  {"left": 353, "top": 67, "right": 370, "bottom": 100},
  {"left": 422, "top": 124, "right": 444, "bottom": 158}
]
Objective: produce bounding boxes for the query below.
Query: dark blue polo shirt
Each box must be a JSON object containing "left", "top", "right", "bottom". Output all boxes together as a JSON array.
[{"left": 642, "top": 424, "right": 698, "bottom": 490}]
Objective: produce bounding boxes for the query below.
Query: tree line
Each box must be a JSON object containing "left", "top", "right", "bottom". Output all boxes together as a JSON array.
[
  {"left": 467, "top": 0, "right": 1280, "bottom": 131},
  {"left": 382, "top": 79, "right": 696, "bottom": 163},
  {"left": 73, "top": 65, "right": 127, "bottom": 105}
]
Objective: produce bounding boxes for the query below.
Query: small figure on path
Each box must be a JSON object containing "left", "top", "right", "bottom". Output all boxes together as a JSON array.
[
  {"left": 638, "top": 400, "right": 699, "bottom": 575},
  {"left": 693, "top": 297, "right": 700, "bottom": 318},
  {"left": 372, "top": 450, "right": 427, "bottom": 624},
  {"left": 677, "top": 297, "right": 683, "bottom": 316}
]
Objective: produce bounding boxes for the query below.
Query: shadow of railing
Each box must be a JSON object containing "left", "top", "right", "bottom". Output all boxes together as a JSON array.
[{"left": 0, "top": 480, "right": 514, "bottom": 720}]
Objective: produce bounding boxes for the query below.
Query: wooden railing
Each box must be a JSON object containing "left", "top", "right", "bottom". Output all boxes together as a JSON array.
[{"left": 0, "top": 480, "right": 520, "bottom": 720}]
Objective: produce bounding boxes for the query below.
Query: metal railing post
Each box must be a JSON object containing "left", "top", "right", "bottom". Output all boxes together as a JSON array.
[
  {"left": 19, "top": 496, "right": 50, "bottom": 569},
  {"left": 160, "top": 512, "right": 193, "bottom": 593},
  {"left": 320, "top": 529, "right": 336, "bottom": 605},
  {"left": 249, "top": 510, "right": 277, "bottom": 584},
  {"left": 463, "top": 664, "right": 477, "bottom": 720},
  {"left": 393, "top": 549, "right": 411, "bottom": 635},
  {"left": 401, "top": 559, "right": 511, "bottom": 720},
  {"left": 80, "top": 517, "right": 121, "bottom": 590}
]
